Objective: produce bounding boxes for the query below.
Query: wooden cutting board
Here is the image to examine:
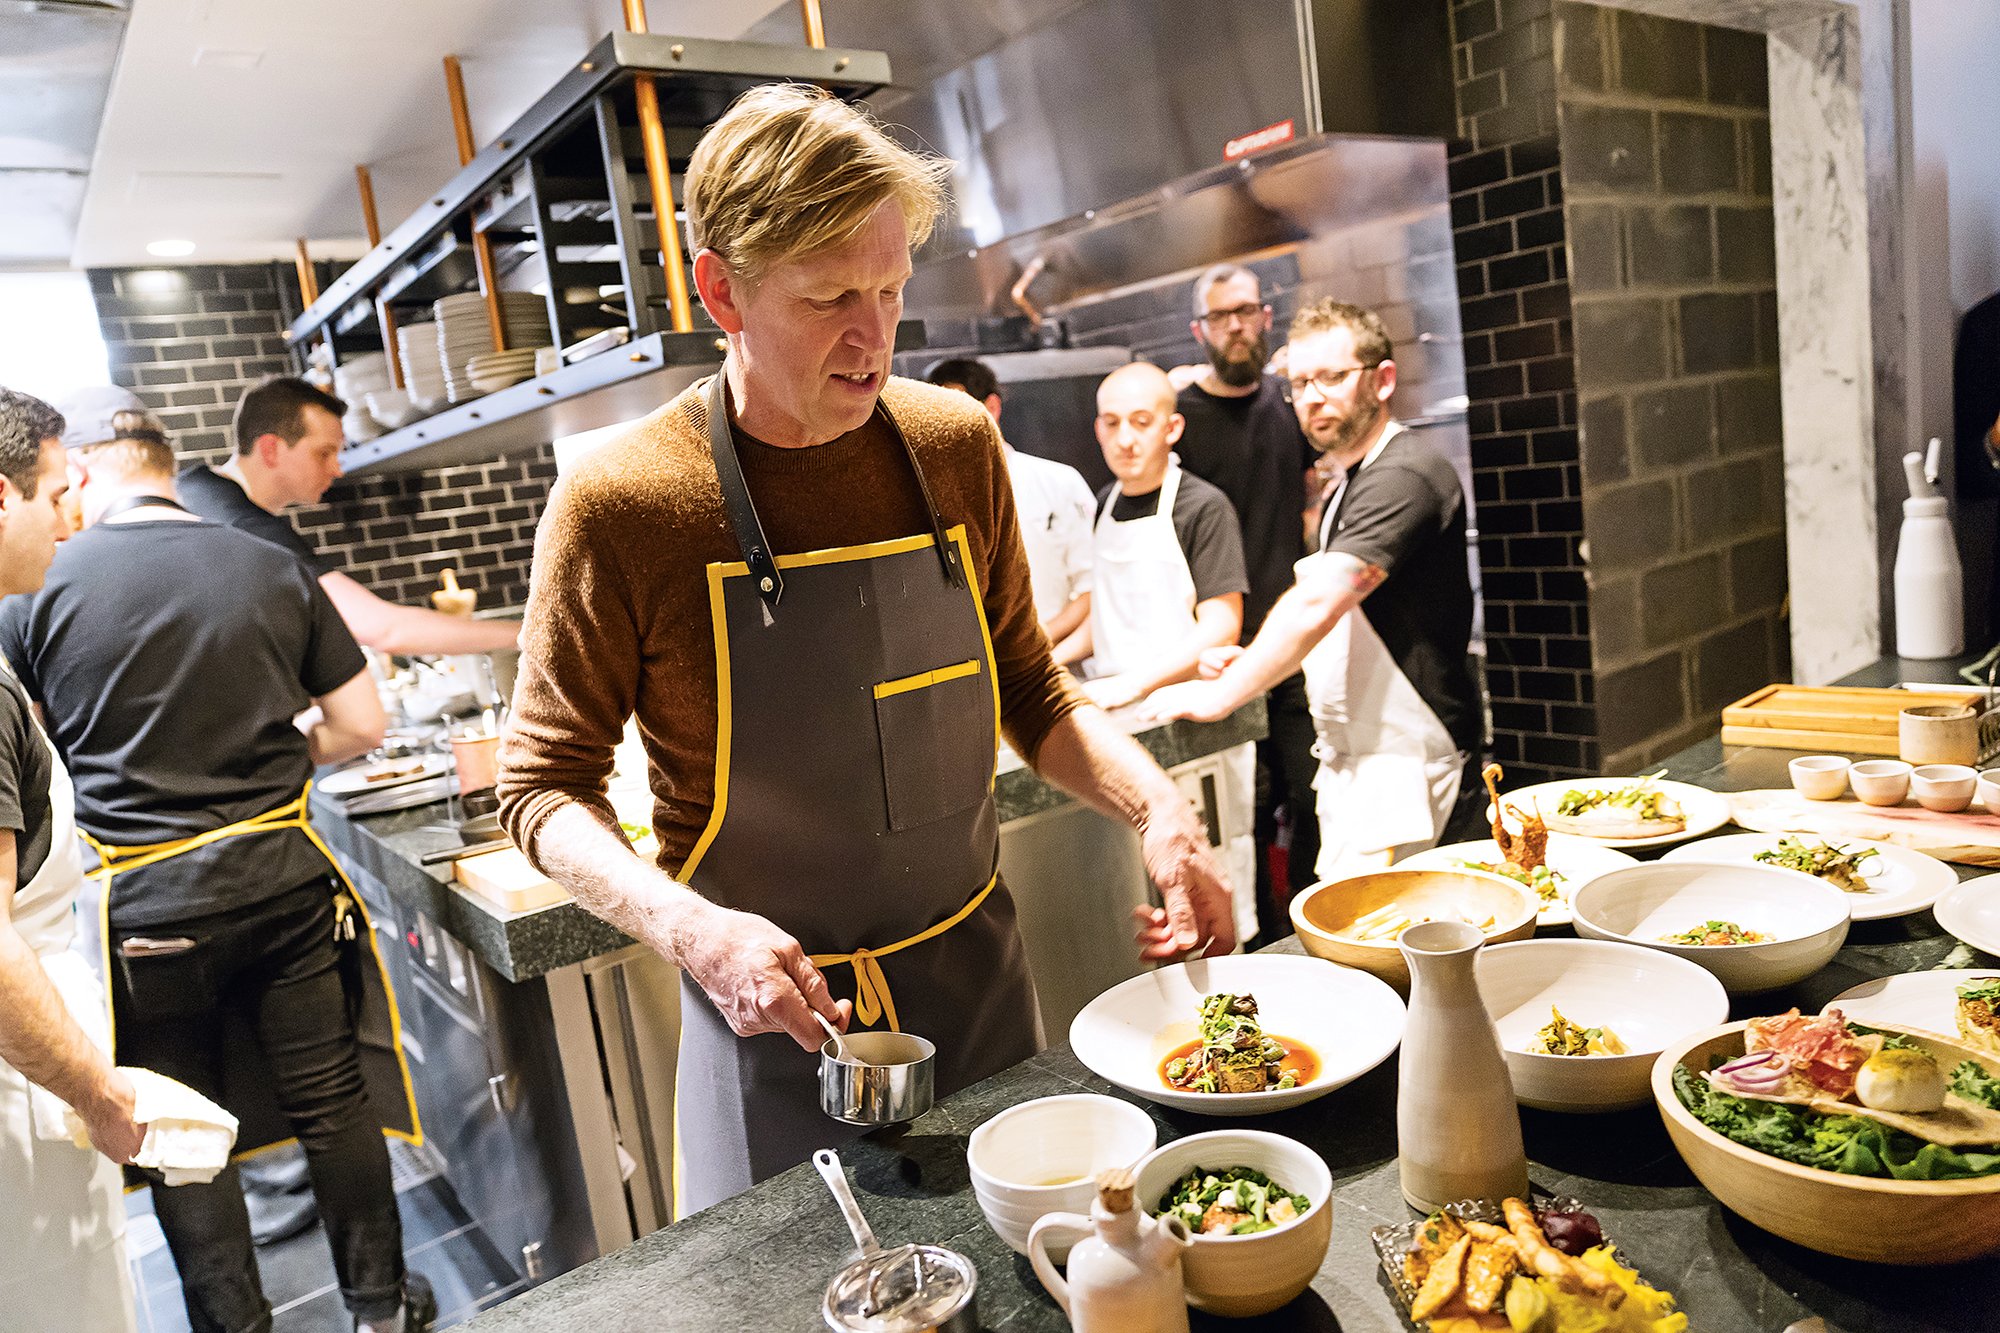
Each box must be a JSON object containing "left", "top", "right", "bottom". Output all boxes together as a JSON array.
[
  {"left": 1727, "top": 789, "right": 2000, "bottom": 867},
  {"left": 1720, "top": 684, "right": 1985, "bottom": 756},
  {"left": 453, "top": 846, "right": 570, "bottom": 912}
]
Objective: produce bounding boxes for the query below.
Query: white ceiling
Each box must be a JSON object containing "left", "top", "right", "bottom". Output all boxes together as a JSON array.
[{"left": 71, "top": 0, "right": 794, "bottom": 268}]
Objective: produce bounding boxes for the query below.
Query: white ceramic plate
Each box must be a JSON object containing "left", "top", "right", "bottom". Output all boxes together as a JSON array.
[
  {"left": 1660, "top": 832, "right": 1956, "bottom": 922},
  {"left": 1485, "top": 778, "right": 1732, "bottom": 849},
  {"left": 1397, "top": 835, "right": 1638, "bottom": 926},
  {"left": 1069, "top": 954, "right": 1405, "bottom": 1115},
  {"left": 1933, "top": 874, "right": 2000, "bottom": 959},
  {"left": 319, "top": 752, "right": 451, "bottom": 797},
  {"left": 1823, "top": 968, "right": 2000, "bottom": 1036}
]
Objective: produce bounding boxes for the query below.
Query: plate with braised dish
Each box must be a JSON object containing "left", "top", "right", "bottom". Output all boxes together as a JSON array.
[
  {"left": 1661, "top": 832, "right": 1953, "bottom": 921},
  {"left": 1484, "top": 772, "right": 1730, "bottom": 849},
  {"left": 1069, "top": 954, "right": 1405, "bottom": 1115},
  {"left": 1403, "top": 766, "right": 1637, "bottom": 925},
  {"left": 1373, "top": 1195, "right": 1689, "bottom": 1331}
]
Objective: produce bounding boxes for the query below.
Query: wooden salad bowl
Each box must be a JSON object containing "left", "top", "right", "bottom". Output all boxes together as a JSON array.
[
  {"left": 1652, "top": 1021, "right": 2000, "bottom": 1264},
  {"left": 1289, "top": 868, "right": 1537, "bottom": 992}
]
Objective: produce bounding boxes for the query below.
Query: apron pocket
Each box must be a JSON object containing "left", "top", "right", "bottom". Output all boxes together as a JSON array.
[
  {"left": 872, "top": 659, "right": 993, "bottom": 831},
  {"left": 114, "top": 938, "right": 214, "bottom": 1019}
]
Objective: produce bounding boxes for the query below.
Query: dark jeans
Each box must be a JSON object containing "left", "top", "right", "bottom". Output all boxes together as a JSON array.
[
  {"left": 112, "top": 878, "right": 405, "bottom": 1332},
  {"left": 1251, "top": 673, "right": 1321, "bottom": 944}
]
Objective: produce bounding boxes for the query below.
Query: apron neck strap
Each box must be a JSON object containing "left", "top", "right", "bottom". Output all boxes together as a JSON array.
[
  {"left": 100, "top": 492, "right": 194, "bottom": 522},
  {"left": 703, "top": 371, "right": 961, "bottom": 612},
  {"left": 1099, "top": 458, "right": 1181, "bottom": 524}
]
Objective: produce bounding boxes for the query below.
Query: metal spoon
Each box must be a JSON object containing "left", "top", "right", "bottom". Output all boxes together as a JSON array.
[{"left": 815, "top": 1009, "right": 860, "bottom": 1064}]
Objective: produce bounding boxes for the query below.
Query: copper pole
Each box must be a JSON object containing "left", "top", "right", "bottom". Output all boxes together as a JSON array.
[
  {"left": 799, "top": 0, "right": 826, "bottom": 48},
  {"left": 442, "top": 55, "right": 508, "bottom": 352},
  {"left": 620, "top": 0, "right": 694, "bottom": 332},
  {"left": 294, "top": 238, "right": 320, "bottom": 306},
  {"left": 353, "top": 165, "right": 407, "bottom": 390}
]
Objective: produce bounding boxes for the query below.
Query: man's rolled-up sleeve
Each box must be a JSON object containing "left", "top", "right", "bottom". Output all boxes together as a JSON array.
[{"left": 497, "top": 472, "right": 642, "bottom": 862}]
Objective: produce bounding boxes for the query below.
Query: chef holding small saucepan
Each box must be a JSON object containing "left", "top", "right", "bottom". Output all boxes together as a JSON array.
[{"left": 497, "top": 85, "right": 1235, "bottom": 1217}]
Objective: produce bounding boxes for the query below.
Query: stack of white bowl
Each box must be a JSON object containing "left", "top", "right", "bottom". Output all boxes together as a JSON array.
[
  {"left": 332, "top": 352, "right": 394, "bottom": 441},
  {"left": 465, "top": 347, "right": 542, "bottom": 394},
  {"left": 434, "top": 292, "right": 551, "bottom": 403},
  {"left": 396, "top": 322, "right": 447, "bottom": 410}
]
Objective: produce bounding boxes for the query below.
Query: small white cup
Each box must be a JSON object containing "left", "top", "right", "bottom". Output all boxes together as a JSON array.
[
  {"left": 1849, "top": 759, "right": 1913, "bottom": 807},
  {"left": 1978, "top": 769, "right": 2000, "bottom": 816},
  {"left": 967, "top": 1094, "right": 1156, "bottom": 1260},
  {"left": 1911, "top": 763, "right": 1978, "bottom": 813},
  {"left": 1788, "top": 755, "right": 1851, "bottom": 801}
]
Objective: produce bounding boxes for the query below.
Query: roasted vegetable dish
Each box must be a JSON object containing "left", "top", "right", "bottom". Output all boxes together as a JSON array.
[
  {"left": 1160, "top": 994, "right": 1311, "bottom": 1093},
  {"left": 1531, "top": 1007, "right": 1626, "bottom": 1057},
  {"left": 1751, "top": 836, "right": 1878, "bottom": 892},
  {"left": 1153, "top": 1165, "right": 1311, "bottom": 1236},
  {"left": 1659, "top": 920, "right": 1769, "bottom": 946}
]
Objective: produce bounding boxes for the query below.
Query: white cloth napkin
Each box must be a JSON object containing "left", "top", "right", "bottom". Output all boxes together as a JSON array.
[{"left": 61, "top": 1067, "right": 241, "bottom": 1186}]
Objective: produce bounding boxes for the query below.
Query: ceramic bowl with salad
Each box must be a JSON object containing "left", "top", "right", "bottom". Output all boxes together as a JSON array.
[
  {"left": 1660, "top": 832, "right": 1955, "bottom": 922},
  {"left": 1132, "top": 1129, "right": 1333, "bottom": 1317},
  {"left": 1653, "top": 1011, "right": 2000, "bottom": 1264}
]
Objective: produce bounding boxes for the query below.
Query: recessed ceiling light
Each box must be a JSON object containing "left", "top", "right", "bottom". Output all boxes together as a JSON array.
[{"left": 146, "top": 239, "right": 196, "bottom": 257}]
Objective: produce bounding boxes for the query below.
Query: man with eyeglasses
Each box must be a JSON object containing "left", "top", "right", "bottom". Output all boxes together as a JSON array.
[
  {"left": 1146, "top": 300, "right": 1482, "bottom": 881},
  {"left": 1171, "top": 264, "right": 1319, "bottom": 943}
]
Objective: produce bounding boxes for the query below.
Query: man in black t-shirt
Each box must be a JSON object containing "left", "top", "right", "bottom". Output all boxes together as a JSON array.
[
  {"left": 177, "top": 375, "right": 519, "bottom": 656},
  {"left": 1146, "top": 300, "right": 1483, "bottom": 880},
  {"left": 1173, "top": 264, "right": 1321, "bottom": 940},
  {"left": 1072, "top": 362, "right": 1248, "bottom": 712},
  {"left": 0, "top": 419, "right": 437, "bottom": 1332}
]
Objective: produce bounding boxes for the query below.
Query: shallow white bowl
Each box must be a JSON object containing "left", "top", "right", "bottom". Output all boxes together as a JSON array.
[
  {"left": 1133, "top": 1129, "right": 1333, "bottom": 1317},
  {"left": 1569, "top": 862, "right": 1850, "bottom": 994},
  {"left": 1475, "top": 938, "right": 1729, "bottom": 1112},
  {"left": 1069, "top": 954, "right": 1404, "bottom": 1115},
  {"left": 967, "top": 1094, "right": 1156, "bottom": 1259}
]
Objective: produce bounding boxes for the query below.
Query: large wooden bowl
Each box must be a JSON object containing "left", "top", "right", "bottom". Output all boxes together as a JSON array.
[
  {"left": 1652, "top": 1021, "right": 2000, "bottom": 1264},
  {"left": 1288, "top": 868, "right": 1538, "bottom": 992}
]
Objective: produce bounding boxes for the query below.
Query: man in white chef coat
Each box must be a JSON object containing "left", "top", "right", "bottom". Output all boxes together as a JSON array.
[
  {"left": 0, "top": 385, "right": 143, "bottom": 1333},
  {"left": 1145, "top": 300, "right": 1483, "bottom": 878},
  {"left": 924, "top": 357, "right": 1094, "bottom": 652}
]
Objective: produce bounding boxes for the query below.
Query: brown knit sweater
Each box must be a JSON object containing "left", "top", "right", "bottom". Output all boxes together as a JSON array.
[{"left": 497, "top": 374, "right": 1085, "bottom": 873}]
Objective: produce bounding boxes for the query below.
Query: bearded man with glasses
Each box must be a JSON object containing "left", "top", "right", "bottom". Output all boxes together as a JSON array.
[
  {"left": 1146, "top": 299, "right": 1484, "bottom": 882},
  {"left": 1169, "top": 264, "right": 1320, "bottom": 945}
]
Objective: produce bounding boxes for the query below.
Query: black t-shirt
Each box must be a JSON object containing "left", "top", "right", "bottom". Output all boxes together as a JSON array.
[
  {"left": 0, "top": 664, "right": 53, "bottom": 889},
  {"left": 176, "top": 464, "right": 334, "bottom": 576},
  {"left": 0, "top": 519, "right": 368, "bottom": 927},
  {"left": 1098, "top": 470, "right": 1251, "bottom": 607},
  {"left": 1324, "top": 427, "right": 1483, "bottom": 753},
  {"left": 1173, "top": 376, "right": 1313, "bottom": 637}
]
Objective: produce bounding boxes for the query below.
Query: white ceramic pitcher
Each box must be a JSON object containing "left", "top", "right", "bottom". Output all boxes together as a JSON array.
[
  {"left": 1396, "top": 920, "right": 1529, "bottom": 1212},
  {"left": 1027, "top": 1168, "right": 1192, "bottom": 1333}
]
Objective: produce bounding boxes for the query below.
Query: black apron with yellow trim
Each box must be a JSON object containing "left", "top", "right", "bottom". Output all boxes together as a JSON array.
[
  {"left": 83, "top": 784, "right": 422, "bottom": 1167},
  {"left": 673, "top": 373, "right": 1042, "bottom": 1215}
]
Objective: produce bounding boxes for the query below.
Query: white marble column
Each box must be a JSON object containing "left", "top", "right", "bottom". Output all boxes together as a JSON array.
[{"left": 1768, "top": 10, "right": 1880, "bottom": 681}]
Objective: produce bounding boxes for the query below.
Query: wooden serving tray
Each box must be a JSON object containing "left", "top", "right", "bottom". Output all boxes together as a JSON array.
[{"left": 1720, "top": 683, "right": 1985, "bottom": 756}]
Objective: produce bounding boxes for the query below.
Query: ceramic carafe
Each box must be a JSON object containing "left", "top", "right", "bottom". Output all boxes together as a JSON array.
[
  {"left": 1396, "top": 920, "right": 1529, "bottom": 1212},
  {"left": 1027, "top": 1168, "right": 1192, "bottom": 1333}
]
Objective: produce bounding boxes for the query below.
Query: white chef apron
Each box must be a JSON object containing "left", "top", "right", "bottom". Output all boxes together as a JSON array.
[
  {"left": 1088, "top": 461, "right": 1197, "bottom": 679},
  {"left": 1302, "top": 429, "right": 1465, "bottom": 882},
  {"left": 0, "top": 660, "right": 137, "bottom": 1333}
]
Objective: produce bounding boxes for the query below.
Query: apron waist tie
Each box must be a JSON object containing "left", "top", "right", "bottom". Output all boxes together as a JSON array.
[{"left": 809, "top": 873, "right": 998, "bottom": 1032}]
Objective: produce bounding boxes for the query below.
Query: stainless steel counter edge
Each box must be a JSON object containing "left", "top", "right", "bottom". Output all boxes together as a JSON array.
[{"left": 310, "top": 700, "right": 1268, "bottom": 983}]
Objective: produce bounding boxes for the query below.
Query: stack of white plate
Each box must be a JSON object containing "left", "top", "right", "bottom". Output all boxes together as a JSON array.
[
  {"left": 434, "top": 291, "right": 551, "bottom": 403},
  {"left": 465, "top": 347, "right": 544, "bottom": 394},
  {"left": 396, "top": 322, "right": 447, "bottom": 409},
  {"left": 332, "top": 352, "right": 395, "bottom": 441}
]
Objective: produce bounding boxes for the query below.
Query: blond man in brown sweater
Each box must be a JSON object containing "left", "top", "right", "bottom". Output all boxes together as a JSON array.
[{"left": 498, "top": 86, "right": 1235, "bottom": 1214}]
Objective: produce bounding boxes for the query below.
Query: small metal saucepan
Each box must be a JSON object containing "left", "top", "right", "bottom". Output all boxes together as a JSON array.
[
  {"left": 820, "top": 1031, "right": 935, "bottom": 1126},
  {"left": 815, "top": 1148, "right": 979, "bottom": 1333}
]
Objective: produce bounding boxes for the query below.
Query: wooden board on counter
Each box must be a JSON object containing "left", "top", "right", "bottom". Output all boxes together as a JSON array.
[
  {"left": 454, "top": 846, "right": 571, "bottom": 913},
  {"left": 1726, "top": 788, "right": 2000, "bottom": 866},
  {"left": 1720, "top": 683, "right": 1985, "bottom": 756}
]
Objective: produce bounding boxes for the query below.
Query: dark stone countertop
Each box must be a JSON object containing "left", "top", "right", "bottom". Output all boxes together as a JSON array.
[
  {"left": 457, "top": 688, "right": 2000, "bottom": 1333},
  {"left": 311, "top": 701, "right": 1268, "bottom": 982}
]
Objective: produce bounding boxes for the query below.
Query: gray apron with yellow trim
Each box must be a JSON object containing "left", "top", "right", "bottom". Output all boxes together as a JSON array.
[{"left": 674, "top": 374, "right": 1042, "bottom": 1215}]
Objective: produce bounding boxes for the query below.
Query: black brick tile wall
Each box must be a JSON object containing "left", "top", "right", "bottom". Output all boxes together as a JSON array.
[
  {"left": 1554, "top": 3, "right": 1788, "bottom": 771},
  {"left": 87, "top": 264, "right": 551, "bottom": 614},
  {"left": 1450, "top": 0, "right": 1594, "bottom": 782}
]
